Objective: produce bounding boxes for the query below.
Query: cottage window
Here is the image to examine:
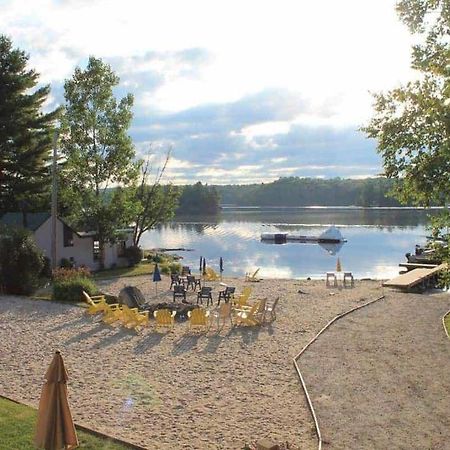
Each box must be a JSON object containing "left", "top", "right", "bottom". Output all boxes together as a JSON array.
[
  {"left": 63, "top": 224, "right": 74, "bottom": 247},
  {"left": 93, "top": 240, "right": 100, "bottom": 260}
]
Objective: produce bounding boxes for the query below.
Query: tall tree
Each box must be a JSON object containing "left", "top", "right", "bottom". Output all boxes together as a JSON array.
[
  {"left": 60, "top": 56, "right": 138, "bottom": 269},
  {"left": 363, "top": 0, "right": 450, "bottom": 206},
  {"left": 132, "top": 148, "right": 180, "bottom": 246},
  {"left": 0, "top": 35, "right": 60, "bottom": 220}
]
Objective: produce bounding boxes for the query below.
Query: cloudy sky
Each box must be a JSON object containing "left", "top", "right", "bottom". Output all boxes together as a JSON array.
[{"left": 1, "top": 0, "right": 416, "bottom": 184}]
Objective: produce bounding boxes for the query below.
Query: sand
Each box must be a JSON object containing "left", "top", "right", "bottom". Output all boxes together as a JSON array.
[{"left": 0, "top": 276, "right": 447, "bottom": 449}]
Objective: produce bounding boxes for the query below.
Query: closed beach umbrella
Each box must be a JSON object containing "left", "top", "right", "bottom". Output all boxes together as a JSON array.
[
  {"left": 35, "top": 351, "right": 78, "bottom": 450},
  {"left": 219, "top": 257, "right": 224, "bottom": 273},
  {"left": 202, "top": 258, "right": 206, "bottom": 276},
  {"left": 336, "top": 257, "right": 342, "bottom": 272},
  {"left": 153, "top": 263, "right": 161, "bottom": 294},
  {"left": 199, "top": 256, "right": 203, "bottom": 272}
]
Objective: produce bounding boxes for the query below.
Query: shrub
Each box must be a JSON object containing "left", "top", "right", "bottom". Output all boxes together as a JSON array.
[
  {"left": 169, "top": 262, "right": 181, "bottom": 274},
  {"left": 0, "top": 227, "right": 45, "bottom": 295},
  {"left": 123, "top": 245, "right": 143, "bottom": 266},
  {"left": 160, "top": 265, "right": 170, "bottom": 275},
  {"left": 60, "top": 257, "right": 73, "bottom": 268},
  {"left": 53, "top": 267, "right": 92, "bottom": 282},
  {"left": 52, "top": 277, "right": 98, "bottom": 302}
]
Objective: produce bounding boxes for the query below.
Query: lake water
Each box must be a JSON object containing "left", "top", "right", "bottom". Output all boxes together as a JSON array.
[{"left": 140, "top": 207, "right": 441, "bottom": 280}]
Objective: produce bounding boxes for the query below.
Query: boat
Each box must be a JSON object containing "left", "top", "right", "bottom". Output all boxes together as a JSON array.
[{"left": 260, "top": 226, "right": 346, "bottom": 244}]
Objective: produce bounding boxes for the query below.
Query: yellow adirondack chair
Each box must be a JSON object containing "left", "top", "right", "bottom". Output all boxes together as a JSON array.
[
  {"left": 82, "top": 291, "right": 108, "bottom": 315},
  {"left": 245, "top": 268, "right": 261, "bottom": 282},
  {"left": 187, "top": 308, "right": 210, "bottom": 332},
  {"left": 204, "top": 267, "right": 220, "bottom": 281},
  {"left": 210, "top": 301, "right": 233, "bottom": 330},
  {"left": 234, "top": 287, "right": 252, "bottom": 307},
  {"left": 265, "top": 297, "right": 280, "bottom": 322},
  {"left": 233, "top": 298, "right": 267, "bottom": 326},
  {"left": 121, "top": 305, "right": 149, "bottom": 329},
  {"left": 153, "top": 309, "right": 176, "bottom": 331},
  {"left": 102, "top": 303, "right": 123, "bottom": 325}
]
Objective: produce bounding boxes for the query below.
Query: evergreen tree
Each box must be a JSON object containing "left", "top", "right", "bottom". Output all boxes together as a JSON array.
[
  {"left": 0, "top": 35, "right": 60, "bottom": 220},
  {"left": 60, "top": 56, "right": 139, "bottom": 269}
]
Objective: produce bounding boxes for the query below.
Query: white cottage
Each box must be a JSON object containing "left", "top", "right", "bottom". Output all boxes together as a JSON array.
[{"left": 0, "top": 212, "right": 133, "bottom": 271}]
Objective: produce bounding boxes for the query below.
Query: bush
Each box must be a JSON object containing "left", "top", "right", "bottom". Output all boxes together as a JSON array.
[
  {"left": 52, "top": 277, "right": 98, "bottom": 302},
  {"left": 168, "top": 262, "right": 181, "bottom": 274},
  {"left": 0, "top": 227, "right": 45, "bottom": 295},
  {"left": 60, "top": 257, "right": 73, "bottom": 268},
  {"left": 53, "top": 267, "right": 92, "bottom": 281},
  {"left": 123, "top": 245, "right": 143, "bottom": 266}
]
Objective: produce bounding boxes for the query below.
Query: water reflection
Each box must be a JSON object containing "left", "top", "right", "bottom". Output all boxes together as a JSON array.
[{"left": 141, "top": 208, "right": 438, "bottom": 279}]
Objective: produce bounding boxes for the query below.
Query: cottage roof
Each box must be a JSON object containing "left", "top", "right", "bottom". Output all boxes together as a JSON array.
[{"left": 0, "top": 212, "right": 51, "bottom": 231}]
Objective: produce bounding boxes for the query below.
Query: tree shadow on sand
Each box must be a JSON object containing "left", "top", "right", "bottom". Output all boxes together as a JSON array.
[
  {"left": 134, "top": 332, "right": 165, "bottom": 354},
  {"left": 91, "top": 327, "right": 136, "bottom": 349},
  {"left": 63, "top": 322, "right": 106, "bottom": 346},
  {"left": 47, "top": 316, "right": 90, "bottom": 332}
]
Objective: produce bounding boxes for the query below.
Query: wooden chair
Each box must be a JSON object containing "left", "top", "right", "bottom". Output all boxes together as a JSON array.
[
  {"left": 82, "top": 291, "right": 108, "bottom": 315},
  {"left": 102, "top": 303, "right": 123, "bottom": 325},
  {"left": 245, "top": 268, "right": 261, "bottom": 282},
  {"left": 265, "top": 297, "right": 279, "bottom": 322},
  {"left": 343, "top": 272, "right": 354, "bottom": 288},
  {"left": 187, "top": 308, "right": 210, "bottom": 332},
  {"left": 153, "top": 309, "right": 176, "bottom": 331},
  {"left": 210, "top": 302, "right": 233, "bottom": 330},
  {"left": 121, "top": 304, "right": 149, "bottom": 329},
  {"left": 233, "top": 298, "right": 267, "bottom": 326},
  {"left": 234, "top": 287, "right": 252, "bottom": 307}
]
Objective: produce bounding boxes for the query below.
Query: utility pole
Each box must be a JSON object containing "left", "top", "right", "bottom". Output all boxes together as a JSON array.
[{"left": 51, "top": 131, "right": 59, "bottom": 269}]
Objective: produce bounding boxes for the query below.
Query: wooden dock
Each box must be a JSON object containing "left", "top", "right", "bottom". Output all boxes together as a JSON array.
[{"left": 383, "top": 263, "right": 447, "bottom": 290}]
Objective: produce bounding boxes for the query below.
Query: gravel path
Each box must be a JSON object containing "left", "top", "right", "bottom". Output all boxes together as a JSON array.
[{"left": 299, "top": 290, "right": 450, "bottom": 449}]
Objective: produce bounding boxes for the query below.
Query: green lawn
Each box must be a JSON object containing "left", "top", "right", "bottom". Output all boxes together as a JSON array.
[
  {"left": 445, "top": 313, "right": 450, "bottom": 337},
  {"left": 0, "top": 397, "right": 129, "bottom": 450},
  {"left": 93, "top": 261, "right": 155, "bottom": 280}
]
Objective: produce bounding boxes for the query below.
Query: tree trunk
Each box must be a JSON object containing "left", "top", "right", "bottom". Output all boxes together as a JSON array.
[{"left": 99, "top": 239, "right": 106, "bottom": 270}]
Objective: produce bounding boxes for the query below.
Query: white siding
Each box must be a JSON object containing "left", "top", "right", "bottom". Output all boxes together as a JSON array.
[{"left": 33, "top": 217, "right": 133, "bottom": 270}]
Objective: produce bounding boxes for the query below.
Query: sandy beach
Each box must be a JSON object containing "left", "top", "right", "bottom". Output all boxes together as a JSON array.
[{"left": 0, "top": 276, "right": 448, "bottom": 449}]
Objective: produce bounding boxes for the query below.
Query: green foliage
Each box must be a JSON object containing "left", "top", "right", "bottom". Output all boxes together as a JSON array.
[
  {"left": 0, "top": 397, "right": 128, "bottom": 449},
  {"left": 363, "top": 1, "right": 450, "bottom": 207},
  {"left": 60, "top": 56, "right": 139, "bottom": 268},
  {"left": 52, "top": 277, "right": 98, "bottom": 302},
  {"left": 0, "top": 226, "right": 45, "bottom": 295},
  {"left": 131, "top": 149, "right": 180, "bottom": 246},
  {"left": 123, "top": 245, "right": 143, "bottom": 266},
  {"left": 168, "top": 262, "right": 181, "bottom": 274},
  {"left": 53, "top": 266, "right": 92, "bottom": 281},
  {"left": 177, "top": 181, "right": 220, "bottom": 213},
  {"left": 216, "top": 177, "right": 402, "bottom": 207},
  {"left": 0, "top": 35, "right": 60, "bottom": 215}
]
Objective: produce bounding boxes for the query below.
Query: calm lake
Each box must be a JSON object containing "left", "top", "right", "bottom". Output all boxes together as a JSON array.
[{"left": 140, "top": 207, "right": 441, "bottom": 280}]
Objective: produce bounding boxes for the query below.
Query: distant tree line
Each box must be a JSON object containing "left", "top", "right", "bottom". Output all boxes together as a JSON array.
[
  {"left": 215, "top": 177, "right": 408, "bottom": 207},
  {"left": 176, "top": 182, "right": 220, "bottom": 213}
]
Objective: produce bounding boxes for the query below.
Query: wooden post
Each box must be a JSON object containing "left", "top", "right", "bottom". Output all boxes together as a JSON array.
[{"left": 51, "top": 131, "right": 59, "bottom": 269}]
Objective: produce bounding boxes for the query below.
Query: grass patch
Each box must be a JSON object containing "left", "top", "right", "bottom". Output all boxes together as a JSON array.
[
  {"left": 0, "top": 397, "right": 129, "bottom": 449},
  {"left": 445, "top": 313, "right": 450, "bottom": 337},
  {"left": 93, "top": 261, "right": 155, "bottom": 280}
]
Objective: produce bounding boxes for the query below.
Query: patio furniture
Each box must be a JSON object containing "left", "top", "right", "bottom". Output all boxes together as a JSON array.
[
  {"left": 170, "top": 273, "right": 181, "bottom": 289},
  {"left": 82, "top": 291, "right": 108, "bottom": 315},
  {"left": 187, "top": 308, "right": 210, "bottom": 332},
  {"left": 173, "top": 284, "right": 186, "bottom": 302},
  {"left": 217, "top": 286, "right": 235, "bottom": 305},
  {"left": 265, "top": 297, "right": 280, "bottom": 322},
  {"left": 210, "top": 302, "right": 233, "bottom": 330},
  {"left": 186, "top": 275, "right": 201, "bottom": 291},
  {"left": 245, "top": 268, "right": 261, "bottom": 282},
  {"left": 326, "top": 272, "right": 337, "bottom": 287},
  {"left": 181, "top": 266, "right": 191, "bottom": 276},
  {"left": 234, "top": 287, "right": 252, "bottom": 307},
  {"left": 197, "top": 286, "right": 213, "bottom": 306},
  {"left": 102, "top": 303, "right": 123, "bottom": 325},
  {"left": 343, "top": 272, "right": 354, "bottom": 288},
  {"left": 121, "top": 305, "right": 149, "bottom": 329},
  {"left": 154, "top": 309, "right": 176, "bottom": 331},
  {"left": 233, "top": 298, "right": 267, "bottom": 326}
]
